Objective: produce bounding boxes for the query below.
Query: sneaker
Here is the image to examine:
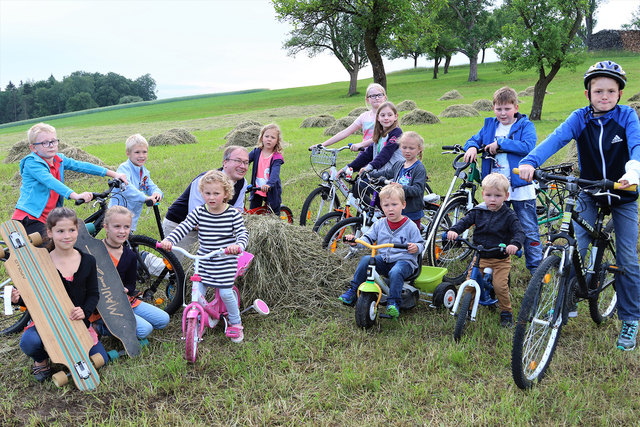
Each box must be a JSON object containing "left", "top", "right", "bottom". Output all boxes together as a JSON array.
[
  {"left": 339, "top": 287, "right": 357, "bottom": 305},
  {"left": 32, "top": 360, "right": 51, "bottom": 383},
  {"left": 500, "top": 311, "right": 513, "bottom": 328},
  {"left": 227, "top": 324, "right": 244, "bottom": 343},
  {"left": 386, "top": 303, "right": 399, "bottom": 319},
  {"left": 617, "top": 320, "right": 638, "bottom": 351}
]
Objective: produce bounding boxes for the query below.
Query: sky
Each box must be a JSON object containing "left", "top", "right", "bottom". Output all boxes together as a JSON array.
[{"left": 0, "top": 0, "right": 638, "bottom": 100}]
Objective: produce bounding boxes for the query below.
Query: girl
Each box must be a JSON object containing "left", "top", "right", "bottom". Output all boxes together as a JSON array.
[
  {"left": 159, "top": 170, "right": 249, "bottom": 343},
  {"left": 248, "top": 124, "right": 284, "bottom": 215},
  {"left": 91, "top": 206, "right": 169, "bottom": 339},
  {"left": 318, "top": 83, "right": 388, "bottom": 151},
  {"left": 370, "top": 131, "right": 427, "bottom": 230},
  {"left": 12, "top": 207, "right": 108, "bottom": 382}
]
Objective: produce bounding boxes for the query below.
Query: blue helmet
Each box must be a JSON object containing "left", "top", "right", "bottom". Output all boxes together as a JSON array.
[{"left": 584, "top": 61, "right": 627, "bottom": 90}]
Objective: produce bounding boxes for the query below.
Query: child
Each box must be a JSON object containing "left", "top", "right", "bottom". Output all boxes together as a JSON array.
[
  {"left": 248, "top": 124, "right": 284, "bottom": 215},
  {"left": 447, "top": 173, "right": 524, "bottom": 327},
  {"left": 11, "top": 207, "right": 108, "bottom": 382},
  {"left": 109, "top": 134, "right": 163, "bottom": 232},
  {"left": 338, "top": 184, "right": 425, "bottom": 318},
  {"left": 317, "top": 83, "right": 388, "bottom": 151},
  {"left": 462, "top": 87, "right": 541, "bottom": 274},
  {"left": 518, "top": 60, "right": 640, "bottom": 351},
  {"left": 12, "top": 123, "right": 128, "bottom": 237},
  {"left": 370, "top": 131, "right": 427, "bottom": 230},
  {"left": 159, "top": 170, "right": 249, "bottom": 343},
  {"left": 91, "top": 206, "right": 169, "bottom": 339}
]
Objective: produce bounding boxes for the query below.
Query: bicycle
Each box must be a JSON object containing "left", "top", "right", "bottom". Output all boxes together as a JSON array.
[
  {"left": 244, "top": 185, "right": 294, "bottom": 223},
  {"left": 510, "top": 168, "right": 635, "bottom": 389},
  {"left": 158, "top": 243, "right": 269, "bottom": 362}
]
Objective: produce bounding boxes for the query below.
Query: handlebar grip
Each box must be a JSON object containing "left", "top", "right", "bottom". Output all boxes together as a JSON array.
[
  {"left": 75, "top": 199, "right": 86, "bottom": 206},
  {"left": 394, "top": 243, "right": 409, "bottom": 250},
  {"left": 613, "top": 182, "right": 638, "bottom": 192},
  {"left": 441, "top": 145, "right": 456, "bottom": 150},
  {"left": 155, "top": 242, "right": 162, "bottom": 249},
  {"left": 516, "top": 249, "right": 523, "bottom": 258},
  {"left": 145, "top": 199, "right": 155, "bottom": 207}
]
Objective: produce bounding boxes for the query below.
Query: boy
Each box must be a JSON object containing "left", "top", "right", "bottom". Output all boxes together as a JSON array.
[
  {"left": 463, "top": 87, "right": 541, "bottom": 274},
  {"left": 338, "top": 183, "right": 424, "bottom": 318},
  {"left": 447, "top": 173, "right": 524, "bottom": 327},
  {"left": 13, "top": 122, "right": 128, "bottom": 237},
  {"left": 109, "top": 134, "right": 163, "bottom": 231},
  {"left": 518, "top": 60, "right": 640, "bottom": 351}
]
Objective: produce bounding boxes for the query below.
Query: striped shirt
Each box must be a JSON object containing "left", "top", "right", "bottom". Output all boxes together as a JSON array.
[{"left": 167, "top": 204, "right": 249, "bottom": 288}]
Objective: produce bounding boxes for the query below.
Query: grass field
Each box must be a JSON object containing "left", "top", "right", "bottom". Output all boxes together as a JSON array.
[{"left": 1, "top": 52, "right": 639, "bottom": 425}]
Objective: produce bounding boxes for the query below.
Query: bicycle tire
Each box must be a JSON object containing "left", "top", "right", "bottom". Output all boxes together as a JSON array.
[
  {"left": 185, "top": 316, "right": 200, "bottom": 363},
  {"left": 127, "top": 234, "right": 185, "bottom": 315},
  {"left": 453, "top": 291, "right": 474, "bottom": 342},
  {"left": 322, "top": 217, "right": 366, "bottom": 260},
  {"left": 511, "top": 254, "right": 564, "bottom": 389},
  {"left": 279, "top": 206, "right": 294, "bottom": 224},
  {"left": 299, "top": 186, "right": 340, "bottom": 226},
  {"left": 312, "top": 211, "right": 347, "bottom": 239},
  {"left": 0, "top": 249, "right": 31, "bottom": 335},
  {"left": 355, "top": 291, "right": 378, "bottom": 329},
  {"left": 589, "top": 221, "right": 617, "bottom": 324},
  {"left": 426, "top": 194, "right": 474, "bottom": 283}
]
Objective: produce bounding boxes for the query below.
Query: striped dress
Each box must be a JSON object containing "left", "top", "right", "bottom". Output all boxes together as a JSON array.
[{"left": 166, "top": 204, "right": 249, "bottom": 288}]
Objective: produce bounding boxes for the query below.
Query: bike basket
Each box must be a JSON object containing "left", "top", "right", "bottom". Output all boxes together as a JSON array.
[{"left": 310, "top": 148, "right": 339, "bottom": 176}]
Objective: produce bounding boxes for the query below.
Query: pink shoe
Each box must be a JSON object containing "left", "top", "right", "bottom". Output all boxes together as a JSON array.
[{"left": 226, "top": 324, "right": 244, "bottom": 343}]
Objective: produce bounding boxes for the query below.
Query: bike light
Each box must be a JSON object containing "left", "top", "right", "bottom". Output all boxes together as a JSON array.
[
  {"left": 321, "top": 171, "right": 330, "bottom": 181},
  {"left": 155, "top": 298, "right": 164, "bottom": 305}
]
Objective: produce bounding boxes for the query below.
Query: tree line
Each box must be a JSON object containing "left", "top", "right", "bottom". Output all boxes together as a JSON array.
[{"left": 0, "top": 71, "right": 157, "bottom": 125}]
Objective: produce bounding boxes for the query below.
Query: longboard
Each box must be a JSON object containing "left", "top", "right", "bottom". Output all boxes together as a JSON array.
[
  {"left": 75, "top": 221, "right": 141, "bottom": 358},
  {"left": 0, "top": 220, "right": 100, "bottom": 390}
]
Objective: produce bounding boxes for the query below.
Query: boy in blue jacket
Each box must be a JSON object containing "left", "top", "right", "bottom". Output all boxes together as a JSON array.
[
  {"left": 463, "top": 87, "right": 541, "bottom": 274},
  {"left": 519, "top": 60, "right": 640, "bottom": 351}
]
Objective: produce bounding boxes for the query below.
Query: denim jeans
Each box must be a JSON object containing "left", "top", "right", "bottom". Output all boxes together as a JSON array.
[
  {"left": 94, "top": 301, "right": 170, "bottom": 339},
  {"left": 20, "top": 325, "right": 108, "bottom": 365},
  {"left": 349, "top": 255, "right": 415, "bottom": 307},
  {"left": 509, "top": 199, "right": 542, "bottom": 273},
  {"left": 574, "top": 193, "right": 640, "bottom": 321},
  {"left": 219, "top": 287, "right": 241, "bottom": 325}
]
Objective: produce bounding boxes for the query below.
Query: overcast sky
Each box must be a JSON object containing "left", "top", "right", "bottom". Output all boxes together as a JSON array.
[{"left": 0, "top": 0, "right": 637, "bottom": 99}]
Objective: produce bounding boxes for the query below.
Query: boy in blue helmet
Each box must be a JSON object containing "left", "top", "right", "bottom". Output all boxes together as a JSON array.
[{"left": 518, "top": 60, "right": 640, "bottom": 351}]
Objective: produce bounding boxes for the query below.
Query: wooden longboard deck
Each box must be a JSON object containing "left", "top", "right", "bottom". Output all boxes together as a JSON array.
[
  {"left": 0, "top": 220, "right": 99, "bottom": 391},
  {"left": 75, "top": 222, "right": 141, "bottom": 358}
]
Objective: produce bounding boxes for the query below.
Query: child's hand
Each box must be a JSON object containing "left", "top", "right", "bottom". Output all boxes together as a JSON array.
[
  {"left": 71, "top": 192, "right": 94, "bottom": 203},
  {"left": 350, "top": 142, "right": 362, "bottom": 151},
  {"left": 463, "top": 147, "right": 477, "bottom": 163},
  {"left": 618, "top": 179, "right": 631, "bottom": 189},
  {"left": 69, "top": 307, "right": 85, "bottom": 321},
  {"left": 407, "top": 243, "right": 418, "bottom": 254},
  {"left": 260, "top": 184, "right": 270, "bottom": 193},
  {"left": 11, "top": 288, "right": 20, "bottom": 304},
  {"left": 225, "top": 244, "right": 242, "bottom": 255},
  {"left": 506, "top": 244, "right": 518, "bottom": 255},
  {"left": 446, "top": 231, "right": 458, "bottom": 241},
  {"left": 344, "top": 234, "right": 357, "bottom": 246},
  {"left": 159, "top": 239, "right": 172, "bottom": 251},
  {"left": 151, "top": 192, "right": 162, "bottom": 203},
  {"left": 484, "top": 140, "right": 499, "bottom": 154}
]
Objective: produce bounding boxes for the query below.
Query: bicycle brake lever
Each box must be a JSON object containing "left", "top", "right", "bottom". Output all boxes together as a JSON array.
[{"left": 593, "top": 191, "right": 621, "bottom": 200}]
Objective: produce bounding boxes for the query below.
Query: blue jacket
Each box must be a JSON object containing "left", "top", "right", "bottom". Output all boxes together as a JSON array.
[
  {"left": 15, "top": 152, "right": 107, "bottom": 218},
  {"left": 520, "top": 105, "right": 640, "bottom": 205},
  {"left": 465, "top": 113, "right": 537, "bottom": 188},
  {"left": 109, "top": 159, "right": 163, "bottom": 231},
  {"left": 248, "top": 148, "right": 284, "bottom": 212}
]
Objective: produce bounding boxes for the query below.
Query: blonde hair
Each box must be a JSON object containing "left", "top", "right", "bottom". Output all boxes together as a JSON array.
[
  {"left": 104, "top": 205, "right": 133, "bottom": 227},
  {"left": 399, "top": 131, "right": 424, "bottom": 159},
  {"left": 365, "top": 83, "right": 387, "bottom": 108},
  {"left": 125, "top": 134, "right": 149, "bottom": 152},
  {"left": 257, "top": 123, "right": 283, "bottom": 153},
  {"left": 199, "top": 170, "right": 234, "bottom": 202},
  {"left": 27, "top": 123, "right": 56, "bottom": 145},
  {"left": 493, "top": 87, "right": 518, "bottom": 106},
  {"left": 372, "top": 101, "right": 399, "bottom": 143},
  {"left": 379, "top": 183, "right": 405, "bottom": 204},
  {"left": 482, "top": 173, "right": 510, "bottom": 194}
]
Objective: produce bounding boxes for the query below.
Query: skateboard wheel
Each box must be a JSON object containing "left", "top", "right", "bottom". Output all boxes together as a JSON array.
[
  {"left": 0, "top": 247, "right": 5, "bottom": 258},
  {"left": 139, "top": 339, "right": 149, "bottom": 348},
  {"left": 90, "top": 353, "right": 106, "bottom": 369},
  {"left": 107, "top": 350, "right": 120, "bottom": 361},
  {"left": 27, "top": 232, "right": 42, "bottom": 246},
  {"left": 52, "top": 371, "right": 68, "bottom": 387}
]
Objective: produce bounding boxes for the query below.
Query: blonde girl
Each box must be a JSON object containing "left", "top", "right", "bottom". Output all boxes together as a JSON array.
[{"left": 248, "top": 124, "right": 285, "bottom": 215}]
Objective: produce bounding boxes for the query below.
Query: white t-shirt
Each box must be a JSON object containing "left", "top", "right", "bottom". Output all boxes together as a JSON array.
[{"left": 491, "top": 122, "right": 535, "bottom": 201}]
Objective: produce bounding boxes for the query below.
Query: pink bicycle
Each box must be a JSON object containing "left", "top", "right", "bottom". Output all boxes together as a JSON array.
[{"left": 156, "top": 243, "right": 269, "bottom": 362}]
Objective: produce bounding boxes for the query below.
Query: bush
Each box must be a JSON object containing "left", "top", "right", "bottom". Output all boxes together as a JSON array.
[
  {"left": 440, "top": 104, "right": 480, "bottom": 118},
  {"left": 399, "top": 109, "right": 440, "bottom": 125},
  {"left": 438, "top": 90, "right": 463, "bottom": 101},
  {"left": 300, "top": 115, "right": 336, "bottom": 128},
  {"left": 397, "top": 100, "right": 417, "bottom": 111},
  {"left": 119, "top": 95, "right": 144, "bottom": 104}
]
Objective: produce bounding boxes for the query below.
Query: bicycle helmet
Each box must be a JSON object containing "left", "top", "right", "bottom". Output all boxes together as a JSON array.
[{"left": 584, "top": 60, "right": 627, "bottom": 90}]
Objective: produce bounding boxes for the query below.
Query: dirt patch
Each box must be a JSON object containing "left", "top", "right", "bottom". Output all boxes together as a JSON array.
[
  {"left": 629, "top": 92, "right": 640, "bottom": 102},
  {"left": 438, "top": 90, "right": 463, "bottom": 101},
  {"left": 323, "top": 116, "right": 359, "bottom": 136},
  {"left": 472, "top": 99, "right": 493, "bottom": 111},
  {"left": 400, "top": 109, "right": 440, "bottom": 125},
  {"left": 439, "top": 104, "right": 480, "bottom": 118},
  {"left": 300, "top": 115, "right": 336, "bottom": 128},
  {"left": 348, "top": 107, "right": 368, "bottom": 117},
  {"left": 397, "top": 100, "right": 417, "bottom": 111},
  {"left": 148, "top": 128, "right": 197, "bottom": 146},
  {"left": 225, "top": 125, "right": 262, "bottom": 148}
]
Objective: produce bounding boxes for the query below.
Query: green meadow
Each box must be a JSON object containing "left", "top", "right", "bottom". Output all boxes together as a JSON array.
[{"left": 1, "top": 52, "right": 639, "bottom": 425}]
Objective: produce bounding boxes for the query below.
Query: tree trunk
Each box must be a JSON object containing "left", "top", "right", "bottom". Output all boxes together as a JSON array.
[
  {"left": 433, "top": 57, "right": 442, "bottom": 79},
  {"left": 481, "top": 48, "right": 486, "bottom": 64},
  {"left": 530, "top": 62, "right": 563, "bottom": 120},
  {"left": 363, "top": 27, "right": 386, "bottom": 89},
  {"left": 444, "top": 55, "right": 452, "bottom": 74},
  {"left": 414, "top": 54, "right": 418, "bottom": 69},
  {"left": 467, "top": 54, "right": 478, "bottom": 82},
  {"left": 348, "top": 68, "right": 359, "bottom": 96}
]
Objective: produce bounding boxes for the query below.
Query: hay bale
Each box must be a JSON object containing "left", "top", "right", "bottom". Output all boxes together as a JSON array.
[
  {"left": 348, "top": 107, "right": 368, "bottom": 116},
  {"left": 148, "top": 128, "right": 197, "bottom": 146},
  {"left": 399, "top": 109, "right": 440, "bottom": 125},
  {"left": 629, "top": 92, "right": 640, "bottom": 102},
  {"left": 237, "top": 215, "right": 354, "bottom": 315},
  {"left": 440, "top": 104, "right": 480, "bottom": 118},
  {"left": 323, "top": 116, "right": 359, "bottom": 136},
  {"left": 438, "top": 90, "right": 463, "bottom": 101},
  {"left": 224, "top": 120, "right": 262, "bottom": 139},
  {"left": 3, "top": 140, "right": 75, "bottom": 164},
  {"left": 565, "top": 142, "right": 580, "bottom": 174},
  {"left": 300, "top": 115, "right": 336, "bottom": 128},
  {"left": 472, "top": 99, "right": 493, "bottom": 111},
  {"left": 629, "top": 102, "right": 640, "bottom": 119},
  {"left": 518, "top": 86, "right": 550, "bottom": 97},
  {"left": 225, "top": 125, "right": 262, "bottom": 148},
  {"left": 397, "top": 100, "right": 417, "bottom": 111}
]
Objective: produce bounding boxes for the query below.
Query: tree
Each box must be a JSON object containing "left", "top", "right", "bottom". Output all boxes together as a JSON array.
[
  {"left": 622, "top": 4, "right": 640, "bottom": 30},
  {"left": 66, "top": 92, "right": 98, "bottom": 112},
  {"left": 283, "top": 12, "right": 368, "bottom": 96},
  {"left": 134, "top": 74, "right": 157, "bottom": 101},
  {"left": 496, "top": 0, "right": 588, "bottom": 120},
  {"left": 578, "top": 0, "right": 607, "bottom": 46}
]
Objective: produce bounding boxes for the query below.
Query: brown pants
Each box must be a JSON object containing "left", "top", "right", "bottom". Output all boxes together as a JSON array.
[{"left": 464, "top": 256, "right": 512, "bottom": 313}]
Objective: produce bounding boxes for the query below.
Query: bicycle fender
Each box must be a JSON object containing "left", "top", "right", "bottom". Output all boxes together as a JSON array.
[{"left": 357, "top": 281, "right": 381, "bottom": 295}]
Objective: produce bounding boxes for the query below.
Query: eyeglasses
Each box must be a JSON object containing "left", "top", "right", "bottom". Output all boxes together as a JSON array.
[
  {"left": 227, "top": 158, "right": 249, "bottom": 166},
  {"left": 32, "top": 139, "right": 59, "bottom": 148},
  {"left": 367, "top": 93, "right": 385, "bottom": 99}
]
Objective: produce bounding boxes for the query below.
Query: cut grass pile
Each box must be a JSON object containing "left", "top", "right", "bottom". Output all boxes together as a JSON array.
[
  {"left": 324, "top": 116, "right": 359, "bottom": 136},
  {"left": 439, "top": 104, "right": 480, "bottom": 118},
  {"left": 300, "top": 114, "right": 336, "bottom": 128},
  {"left": 148, "top": 128, "right": 197, "bottom": 146},
  {"left": 438, "top": 89, "right": 463, "bottom": 101},
  {"left": 400, "top": 109, "right": 440, "bottom": 125},
  {"left": 348, "top": 107, "right": 368, "bottom": 116},
  {"left": 472, "top": 99, "right": 493, "bottom": 111},
  {"left": 397, "top": 100, "right": 417, "bottom": 111}
]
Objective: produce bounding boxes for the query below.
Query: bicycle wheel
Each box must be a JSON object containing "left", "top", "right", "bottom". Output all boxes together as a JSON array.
[
  {"left": 453, "top": 291, "right": 474, "bottom": 342},
  {"left": 421, "top": 202, "right": 440, "bottom": 241},
  {"left": 279, "top": 206, "right": 294, "bottom": 224},
  {"left": 589, "top": 221, "right": 617, "bottom": 324},
  {"left": 185, "top": 316, "right": 200, "bottom": 363},
  {"left": 312, "top": 211, "right": 346, "bottom": 240},
  {"left": 426, "top": 194, "right": 474, "bottom": 283},
  {"left": 355, "top": 291, "right": 378, "bottom": 329},
  {"left": 299, "top": 186, "right": 340, "bottom": 226},
  {"left": 0, "top": 247, "right": 30, "bottom": 335},
  {"left": 512, "top": 254, "right": 564, "bottom": 389},
  {"left": 323, "top": 217, "right": 366, "bottom": 260},
  {"left": 127, "top": 234, "right": 185, "bottom": 315}
]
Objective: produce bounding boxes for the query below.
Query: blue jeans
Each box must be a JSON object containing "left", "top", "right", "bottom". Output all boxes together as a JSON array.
[
  {"left": 574, "top": 194, "right": 640, "bottom": 321},
  {"left": 219, "top": 287, "right": 241, "bottom": 325},
  {"left": 509, "top": 199, "right": 542, "bottom": 273},
  {"left": 349, "top": 255, "right": 415, "bottom": 307},
  {"left": 20, "top": 325, "right": 108, "bottom": 365},
  {"left": 94, "top": 301, "right": 170, "bottom": 339}
]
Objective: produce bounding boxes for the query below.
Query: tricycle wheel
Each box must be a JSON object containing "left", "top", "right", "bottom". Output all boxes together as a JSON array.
[
  {"left": 355, "top": 292, "right": 378, "bottom": 329},
  {"left": 432, "top": 282, "right": 457, "bottom": 310}
]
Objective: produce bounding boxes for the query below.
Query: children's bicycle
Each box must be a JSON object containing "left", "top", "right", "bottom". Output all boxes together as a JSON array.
[
  {"left": 510, "top": 168, "right": 635, "bottom": 389},
  {"left": 158, "top": 244, "right": 269, "bottom": 362},
  {"left": 244, "top": 185, "right": 294, "bottom": 223}
]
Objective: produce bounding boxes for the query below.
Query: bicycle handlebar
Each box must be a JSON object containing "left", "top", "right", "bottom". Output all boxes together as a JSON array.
[
  {"left": 343, "top": 237, "right": 409, "bottom": 251},
  {"left": 75, "top": 178, "right": 125, "bottom": 205},
  {"left": 441, "top": 232, "right": 522, "bottom": 257},
  {"left": 309, "top": 144, "right": 353, "bottom": 152},
  {"left": 512, "top": 168, "right": 638, "bottom": 192},
  {"left": 155, "top": 242, "right": 235, "bottom": 261}
]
